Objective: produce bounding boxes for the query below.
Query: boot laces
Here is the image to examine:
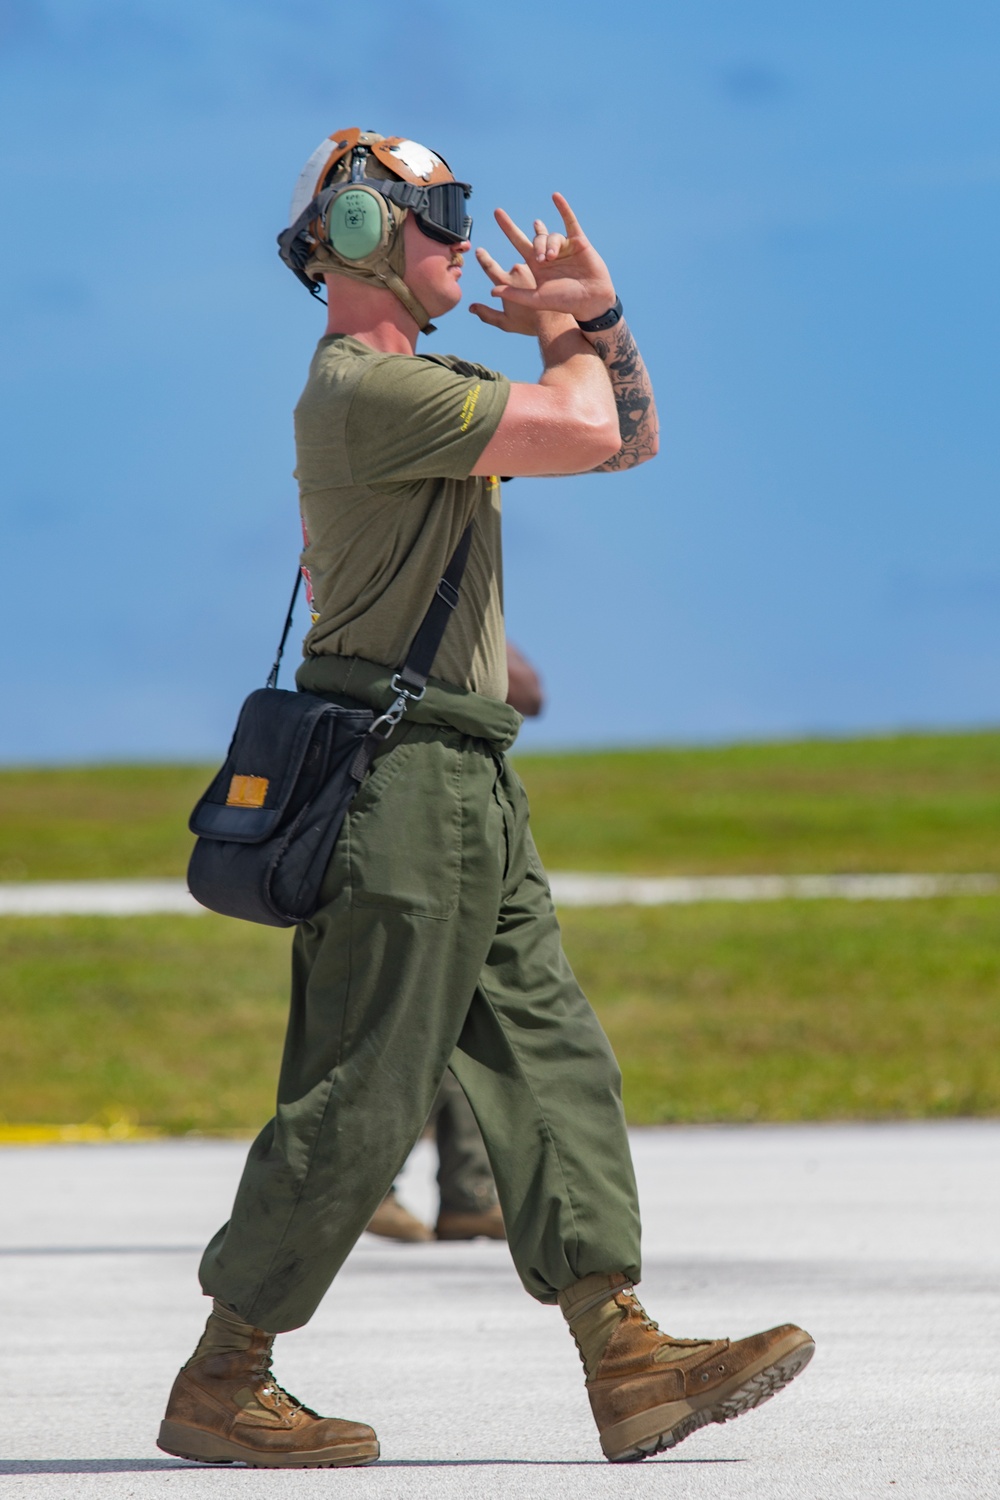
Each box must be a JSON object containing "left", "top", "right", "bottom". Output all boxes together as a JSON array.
[
  {"left": 251, "top": 1346, "right": 307, "bottom": 1415},
  {"left": 621, "top": 1288, "right": 661, "bottom": 1335},
  {"left": 622, "top": 1291, "right": 709, "bottom": 1351}
]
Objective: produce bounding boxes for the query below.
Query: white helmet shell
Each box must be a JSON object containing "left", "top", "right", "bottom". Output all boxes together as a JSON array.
[{"left": 288, "top": 128, "right": 456, "bottom": 223}]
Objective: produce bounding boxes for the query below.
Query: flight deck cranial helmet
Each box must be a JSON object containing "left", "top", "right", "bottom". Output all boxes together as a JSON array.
[{"left": 277, "top": 128, "right": 473, "bottom": 333}]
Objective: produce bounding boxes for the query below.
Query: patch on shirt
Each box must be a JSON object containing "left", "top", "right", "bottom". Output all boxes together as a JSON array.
[{"left": 459, "top": 383, "right": 482, "bottom": 432}]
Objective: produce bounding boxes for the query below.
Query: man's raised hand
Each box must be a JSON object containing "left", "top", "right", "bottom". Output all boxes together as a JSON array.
[
  {"left": 487, "top": 193, "right": 616, "bottom": 325},
  {"left": 468, "top": 251, "right": 541, "bottom": 336}
]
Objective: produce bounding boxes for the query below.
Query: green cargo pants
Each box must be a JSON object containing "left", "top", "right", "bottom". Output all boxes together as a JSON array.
[
  {"left": 430, "top": 1068, "right": 497, "bottom": 1213},
  {"left": 199, "top": 656, "right": 641, "bottom": 1332}
]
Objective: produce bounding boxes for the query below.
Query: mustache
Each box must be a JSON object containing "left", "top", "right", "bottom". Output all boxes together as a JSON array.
[{"left": 448, "top": 250, "right": 464, "bottom": 268}]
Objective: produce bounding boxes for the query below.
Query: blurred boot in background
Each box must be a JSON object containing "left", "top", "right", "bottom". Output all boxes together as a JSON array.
[
  {"left": 365, "top": 1068, "right": 503, "bottom": 1242},
  {"left": 365, "top": 1188, "right": 433, "bottom": 1242}
]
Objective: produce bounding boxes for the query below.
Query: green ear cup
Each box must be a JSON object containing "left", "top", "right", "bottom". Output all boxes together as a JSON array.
[{"left": 326, "top": 188, "right": 387, "bottom": 261}]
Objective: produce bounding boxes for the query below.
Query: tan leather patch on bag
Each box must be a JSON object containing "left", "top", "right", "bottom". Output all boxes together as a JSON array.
[{"left": 226, "top": 774, "right": 269, "bottom": 808}]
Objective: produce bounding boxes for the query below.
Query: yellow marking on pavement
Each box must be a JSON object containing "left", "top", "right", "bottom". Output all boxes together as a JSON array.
[{"left": 0, "top": 1121, "right": 162, "bottom": 1147}]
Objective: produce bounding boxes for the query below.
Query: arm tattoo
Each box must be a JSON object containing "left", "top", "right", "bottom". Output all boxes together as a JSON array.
[{"left": 589, "top": 323, "right": 659, "bottom": 472}]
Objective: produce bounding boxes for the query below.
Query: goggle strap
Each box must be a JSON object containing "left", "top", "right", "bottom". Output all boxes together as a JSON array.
[
  {"left": 277, "top": 176, "right": 467, "bottom": 317},
  {"left": 281, "top": 178, "right": 470, "bottom": 251},
  {"left": 276, "top": 196, "right": 326, "bottom": 277}
]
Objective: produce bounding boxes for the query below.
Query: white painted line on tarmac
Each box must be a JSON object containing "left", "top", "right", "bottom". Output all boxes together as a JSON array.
[
  {"left": 0, "top": 871, "right": 997, "bottom": 916},
  {"left": 548, "top": 871, "right": 1000, "bottom": 905},
  {"left": 0, "top": 880, "right": 204, "bottom": 916}
]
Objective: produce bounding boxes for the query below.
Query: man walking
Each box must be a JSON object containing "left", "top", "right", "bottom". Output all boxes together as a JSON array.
[{"left": 158, "top": 128, "right": 814, "bottom": 1469}]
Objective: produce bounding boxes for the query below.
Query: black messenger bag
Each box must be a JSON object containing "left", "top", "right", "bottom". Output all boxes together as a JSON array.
[{"left": 187, "top": 522, "right": 473, "bottom": 928}]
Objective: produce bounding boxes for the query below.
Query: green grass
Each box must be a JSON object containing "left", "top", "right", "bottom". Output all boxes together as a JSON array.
[
  {"left": 2, "top": 730, "right": 998, "bottom": 1129},
  {"left": 2, "top": 899, "right": 998, "bottom": 1131},
  {"left": 3, "top": 729, "right": 1000, "bottom": 880},
  {"left": 518, "top": 731, "right": 1000, "bottom": 874},
  {"left": 0, "top": 915, "right": 291, "bottom": 1133},
  {"left": 0, "top": 764, "right": 209, "bottom": 882},
  {"left": 561, "top": 899, "right": 1000, "bottom": 1122}
]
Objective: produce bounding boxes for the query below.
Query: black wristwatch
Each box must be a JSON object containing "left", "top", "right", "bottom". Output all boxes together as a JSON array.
[{"left": 576, "top": 296, "right": 623, "bottom": 333}]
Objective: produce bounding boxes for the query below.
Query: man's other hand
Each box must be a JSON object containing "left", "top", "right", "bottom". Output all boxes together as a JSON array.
[
  {"left": 505, "top": 642, "right": 544, "bottom": 718},
  {"left": 469, "top": 255, "right": 541, "bottom": 336},
  {"left": 488, "top": 194, "right": 616, "bottom": 325}
]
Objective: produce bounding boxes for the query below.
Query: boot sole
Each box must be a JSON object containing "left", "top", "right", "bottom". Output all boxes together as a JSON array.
[
  {"left": 600, "top": 1329, "right": 815, "bottom": 1463},
  {"left": 157, "top": 1420, "right": 379, "bottom": 1469}
]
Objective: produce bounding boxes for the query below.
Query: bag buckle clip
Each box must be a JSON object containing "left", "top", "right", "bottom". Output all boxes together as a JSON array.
[{"left": 368, "top": 673, "right": 426, "bottom": 741}]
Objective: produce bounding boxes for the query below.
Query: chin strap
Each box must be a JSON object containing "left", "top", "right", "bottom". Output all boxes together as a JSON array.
[{"left": 373, "top": 264, "right": 435, "bottom": 335}]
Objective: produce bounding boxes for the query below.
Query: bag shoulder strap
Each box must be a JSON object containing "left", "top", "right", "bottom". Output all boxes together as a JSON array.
[
  {"left": 396, "top": 519, "right": 474, "bottom": 692},
  {"left": 266, "top": 571, "right": 303, "bottom": 690}
]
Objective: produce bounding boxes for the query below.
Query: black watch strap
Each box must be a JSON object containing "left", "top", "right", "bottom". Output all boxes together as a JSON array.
[{"left": 576, "top": 296, "right": 623, "bottom": 333}]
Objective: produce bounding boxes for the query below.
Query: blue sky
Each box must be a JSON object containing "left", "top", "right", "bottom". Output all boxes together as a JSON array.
[{"left": 1, "top": 0, "right": 998, "bottom": 761}]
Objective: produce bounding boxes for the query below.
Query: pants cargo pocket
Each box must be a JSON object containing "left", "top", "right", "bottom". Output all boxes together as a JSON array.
[{"left": 347, "top": 738, "right": 463, "bottom": 920}]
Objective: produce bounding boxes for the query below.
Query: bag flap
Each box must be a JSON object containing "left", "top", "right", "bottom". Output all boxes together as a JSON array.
[{"left": 189, "top": 688, "right": 341, "bottom": 844}]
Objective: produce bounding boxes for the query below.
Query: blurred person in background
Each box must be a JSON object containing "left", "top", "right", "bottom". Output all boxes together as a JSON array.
[{"left": 158, "top": 127, "right": 813, "bottom": 1471}]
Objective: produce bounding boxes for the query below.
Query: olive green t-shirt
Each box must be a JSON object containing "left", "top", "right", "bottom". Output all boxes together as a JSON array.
[{"left": 293, "top": 335, "right": 511, "bottom": 700}]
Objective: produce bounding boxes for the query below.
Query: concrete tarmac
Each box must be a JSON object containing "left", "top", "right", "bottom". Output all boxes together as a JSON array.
[{"left": 2, "top": 1122, "right": 997, "bottom": 1499}]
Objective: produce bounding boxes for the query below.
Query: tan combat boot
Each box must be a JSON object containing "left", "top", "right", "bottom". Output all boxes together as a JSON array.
[
  {"left": 366, "top": 1189, "right": 433, "bottom": 1242},
  {"left": 435, "top": 1204, "right": 506, "bottom": 1240},
  {"left": 157, "top": 1301, "right": 379, "bottom": 1468},
  {"left": 560, "top": 1274, "right": 815, "bottom": 1463}
]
